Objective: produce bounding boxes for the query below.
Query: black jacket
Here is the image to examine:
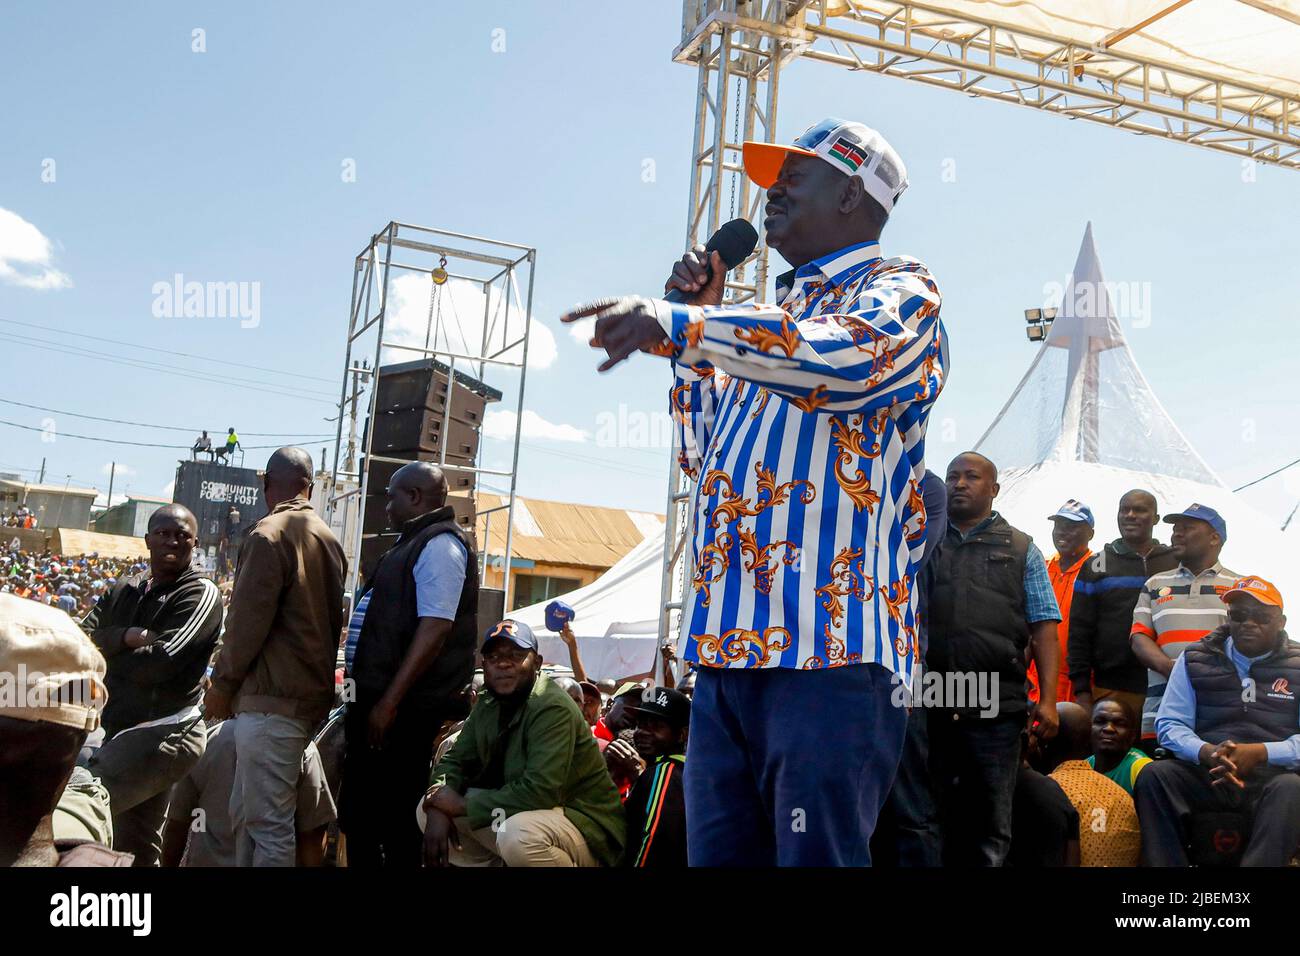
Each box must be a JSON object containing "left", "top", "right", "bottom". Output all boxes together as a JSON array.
[
  {"left": 82, "top": 568, "right": 223, "bottom": 738},
  {"left": 1067, "top": 539, "right": 1177, "bottom": 695}
]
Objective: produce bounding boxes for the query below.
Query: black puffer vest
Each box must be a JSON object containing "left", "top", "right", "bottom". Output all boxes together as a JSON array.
[
  {"left": 1184, "top": 624, "right": 1300, "bottom": 746},
  {"left": 351, "top": 506, "right": 478, "bottom": 712},
  {"left": 928, "top": 512, "right": 1032, "bottom": 714}
]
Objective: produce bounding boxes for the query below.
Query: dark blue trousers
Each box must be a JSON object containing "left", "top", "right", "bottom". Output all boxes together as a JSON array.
[
  {"left": 685, "top": 663, "right": 908, "bottom": 866},
  {"left": 872, "top": 704, "right": 942, "bottom": 866}
]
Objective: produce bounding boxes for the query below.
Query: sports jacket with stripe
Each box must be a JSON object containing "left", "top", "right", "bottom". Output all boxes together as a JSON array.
[
  {"left": 82, "top": 568, "right": 222, "bottom": 738},
  {"left": 622, "top": 753, "right": 686, "bottom": 868}
]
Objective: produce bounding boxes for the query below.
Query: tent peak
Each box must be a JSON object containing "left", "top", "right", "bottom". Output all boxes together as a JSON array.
[{"left": 974, "top": 225, "right": 1222, "bottom": 485}]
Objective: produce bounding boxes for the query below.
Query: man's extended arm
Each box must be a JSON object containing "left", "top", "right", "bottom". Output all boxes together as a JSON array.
[{"left": 653, "top": 264, "right": 944, "bottom": 415}]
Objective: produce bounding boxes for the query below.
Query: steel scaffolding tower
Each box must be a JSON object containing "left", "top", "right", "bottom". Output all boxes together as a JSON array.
[
  {"left": 327, "top": 222, "right": 536, "bottom": 605},
  {"left": 655, "top": 2, "right": 805, "bottom": 661}
]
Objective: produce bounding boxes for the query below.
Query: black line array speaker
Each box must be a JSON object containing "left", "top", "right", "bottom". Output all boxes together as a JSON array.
[{"left": 358, "top": 358, "right": 500, "bottom": 580}]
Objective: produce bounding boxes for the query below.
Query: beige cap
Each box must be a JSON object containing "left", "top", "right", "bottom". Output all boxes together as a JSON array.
[{"left": 0, "top": 593, "right": 107, "bottom": 731}]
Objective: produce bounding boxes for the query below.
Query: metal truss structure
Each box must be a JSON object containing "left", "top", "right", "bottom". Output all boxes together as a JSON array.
[
  {"left": 656, "top": 0, "right": 1300, "bottom": 649},
  {"left": 327, "top": 222, "right": 536, "bottom": 603}
]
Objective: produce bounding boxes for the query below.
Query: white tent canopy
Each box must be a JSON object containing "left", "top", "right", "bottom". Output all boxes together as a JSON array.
[
  {"left": 851, "top": 0, "right": 1300, "bottom": 107},
  {"left": 976, "top": 223, "right": 1297, "bottom": 595},
  {"left": 511, "top": 528, "right": 665, "bottom": 682}
]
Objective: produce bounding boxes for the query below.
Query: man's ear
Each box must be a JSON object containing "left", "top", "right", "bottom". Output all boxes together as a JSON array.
[{"left": 839, "top": 175, "right": 866, "bottom": 216}]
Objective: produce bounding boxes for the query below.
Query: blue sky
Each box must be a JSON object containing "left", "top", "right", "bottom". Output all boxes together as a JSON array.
[{"left": 2, "top": 1, "right": 1298, "bottom": 524}]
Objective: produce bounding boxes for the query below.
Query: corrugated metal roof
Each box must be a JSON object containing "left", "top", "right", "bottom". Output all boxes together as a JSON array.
[
  {"left": 50, "top": 528, "right": 149, "bottom": 560},
  {"left": 0, "top": 479, "right": 100, "bottom": 498},
  {"left": 475, "top": 494, "right": 664, "bottom": 569}
]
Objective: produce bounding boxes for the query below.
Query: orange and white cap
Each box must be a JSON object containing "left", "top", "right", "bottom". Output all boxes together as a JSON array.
[
  {"left": 1221, "top": 576, "right": 1284, "bottom": 611},
  {"left": 742, "top": 117, "right": 909, "bottom": 214}
]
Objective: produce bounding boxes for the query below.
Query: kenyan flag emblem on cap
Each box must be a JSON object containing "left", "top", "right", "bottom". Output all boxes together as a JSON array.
[{"left": 828, "top": 135, "right": 868, "bottom": 172}]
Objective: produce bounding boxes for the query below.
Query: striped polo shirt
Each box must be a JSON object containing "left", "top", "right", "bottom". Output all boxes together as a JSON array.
[{"left": 1130, "top": 562, "right": 1237, "bottom": 738}]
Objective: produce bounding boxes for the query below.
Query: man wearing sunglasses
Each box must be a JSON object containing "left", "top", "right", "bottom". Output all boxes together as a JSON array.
[{"left": 1135, "top": 576, "right": 1300, "bottom": 866}]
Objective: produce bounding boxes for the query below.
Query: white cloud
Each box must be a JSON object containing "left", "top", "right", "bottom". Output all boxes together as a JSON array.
[
  {"left": 161, "top": 480, "right": 175, "bottom": 498},
  {"left": 384, "top": 273, "right": 556, "bottom": 370},
  {"left": 482, "top": 409, "right": 589, "bottom": 443},
  {"left": 0, "top": 207, "right": 71, "bottom": 290},
  {"left": 101, "top": 462, "right": 137, "bottom": 477},
  {"left": 567, "top": 315, "right": 597, "bottom": 345}
]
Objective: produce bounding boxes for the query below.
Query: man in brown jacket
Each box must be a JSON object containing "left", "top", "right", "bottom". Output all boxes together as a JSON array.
[{"left": 204, "top": 446, "right": 346, "bottom": 866}]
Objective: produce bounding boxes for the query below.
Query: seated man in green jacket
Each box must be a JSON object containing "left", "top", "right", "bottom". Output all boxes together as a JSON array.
[{"left": 419, "top": 619, "right": 624, "bottom": 867}]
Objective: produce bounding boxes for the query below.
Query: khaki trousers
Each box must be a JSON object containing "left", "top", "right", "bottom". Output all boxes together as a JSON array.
[{"left": 450, "top": 808, "right": 598, "bottom": 868}]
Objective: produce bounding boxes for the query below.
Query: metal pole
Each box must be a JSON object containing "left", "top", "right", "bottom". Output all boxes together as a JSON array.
[
  {"left": 350, "top": 226, "right": 396, "bottom": 600},
  {"left": 329, "top": 257, "right": 362, "bottom": 518},
  {"left": 500, "top": 253, "right": 535, "bottom": 608},
  {"left": 106, "top": 462, "right": 116, "bottom": 513}
]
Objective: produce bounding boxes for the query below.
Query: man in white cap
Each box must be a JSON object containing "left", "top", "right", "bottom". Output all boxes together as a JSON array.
[
  {"left": 0, "top": 593, "right": 129, "bottom": 866},
  {"left": 561, "top": 118, "right": 946, "bottom": 865}
]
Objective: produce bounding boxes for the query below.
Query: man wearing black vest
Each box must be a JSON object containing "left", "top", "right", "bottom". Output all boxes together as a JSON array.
[
  {"left": 341, "top": 462, "right": 478, "bottom": 867},
  {"left": 1136, "top": 575, "right": 1300, "bottom": 866},
  {"left": 927, "top": 451, "right": 1061, "bottom": 866}
]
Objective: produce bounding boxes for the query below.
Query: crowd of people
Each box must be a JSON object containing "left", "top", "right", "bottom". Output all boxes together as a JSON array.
[
  {"left": 2, "top": 506, "right": 38, "bottom": 529},
  {"left": 2, "top": 441, "right": 1295, "bottom": 870},
  {"left": 2, "top": 543, "right": 144, "bottom": 618}
]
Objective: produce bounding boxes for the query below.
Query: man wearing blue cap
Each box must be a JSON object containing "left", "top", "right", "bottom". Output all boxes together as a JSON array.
[
  {"left": 419, "top": 619, "right": 624, "bottom": 867},
  {"left": 1028, "top": 500, "right": 1095, "bottom": 707},
  {"left": 561, "top": 117, "right": 946, "bottom": 866},
  {"left": 1128, "top": 504, "right": 1237, "bottom": 754}
]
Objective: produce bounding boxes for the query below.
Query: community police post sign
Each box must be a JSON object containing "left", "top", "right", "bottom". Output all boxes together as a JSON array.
[
  {"left": 197, "top": 477, "right": 260, "bottom": 507},
  {"left": 172, "top": 461, "right": 268, "bottom": 550}
]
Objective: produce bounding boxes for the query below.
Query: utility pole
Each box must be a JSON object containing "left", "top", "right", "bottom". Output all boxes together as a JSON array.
[
  {"left": 106, "top": 462, "right": 116, "bottom": 513},
  {"left": 342, "top": 359, "right": 371, "bottom": 475},
  {"left": 38, "top": 457, "right": 46, "bottom": 483}
]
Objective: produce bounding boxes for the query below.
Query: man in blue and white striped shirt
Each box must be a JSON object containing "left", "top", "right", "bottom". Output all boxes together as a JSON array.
[{"left": 564, "top": 118, "right": 946, "bottom": 865}]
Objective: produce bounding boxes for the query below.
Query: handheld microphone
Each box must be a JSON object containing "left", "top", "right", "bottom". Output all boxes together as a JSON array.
[{"left": 664, "top": 218, "right": 759, "bottom": 303}]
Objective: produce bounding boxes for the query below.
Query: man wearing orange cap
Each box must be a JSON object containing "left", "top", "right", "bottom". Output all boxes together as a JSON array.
[
  {"left": 560, "top": 118, "right": 945, "bottom": 865},
  {"left": 1135, "top": 576, "right": 1300, "bottom": 866}
]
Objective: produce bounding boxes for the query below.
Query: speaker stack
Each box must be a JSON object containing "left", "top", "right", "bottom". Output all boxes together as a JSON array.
[{"left": 359, "top": 358, "right": 501, "bottom": 581}]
